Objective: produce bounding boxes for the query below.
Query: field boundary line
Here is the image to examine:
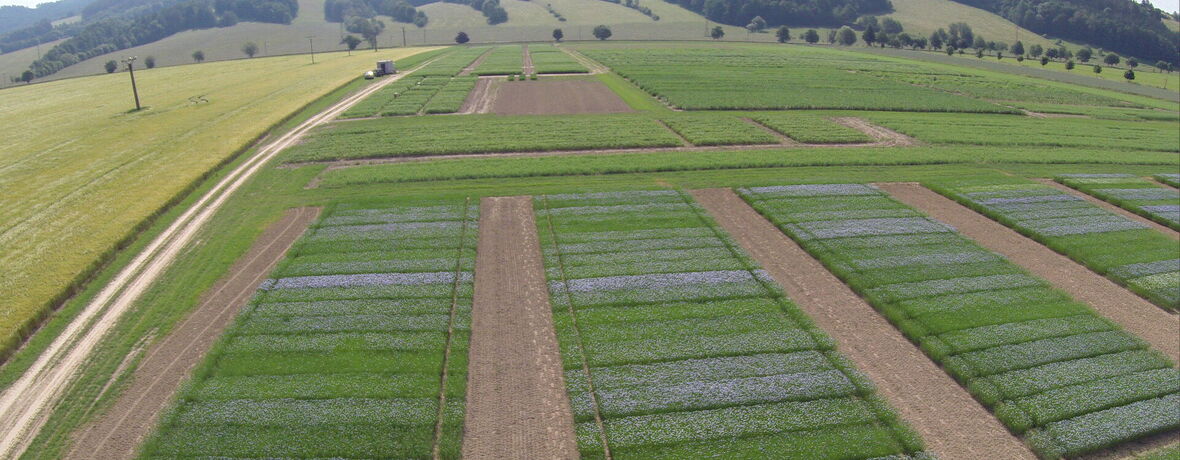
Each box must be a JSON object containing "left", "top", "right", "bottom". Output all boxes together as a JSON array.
[
  {"left": 876, "top": 182, "right": 1180, "bottom": 363},
  {"left": 522, "top": 44, "right": 535, "bottom": 75},
  {"left": 65, "top": 206, "right": 320, "bottom": 459},
  {"left": 1146, "top": 176, "right": 1178, "bottom": 190},
  {"left": 432, "top": 198, "right": 472, "bottom": 459},
  {"left": 691, "top": 188, "right": 1037, "bottom": 460},
  {"left": 655, "top": 119, "right": 693, "bottom": 146},
  {"left": 557, "top": 47, "right": 608, "bottom": 75},
  {"left": 0, "top": 53, "right": 442, "bottom": 459},
  {"left": 457, "top": 48, "right": 495, "bottom": 77},
  {"left": 539, "top": 195, "right": 612, "bottom": 460},
  {"left": 740, "top": 117, "right": 801, "bottom": 145},
  {"left": 1034, "top": 178, "right": 1178, "bottom": 239},
  {"left": 830, "top": 117, "right": 920, "bottom": 146}
]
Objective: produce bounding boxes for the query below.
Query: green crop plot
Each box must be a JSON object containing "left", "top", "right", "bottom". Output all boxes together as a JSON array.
[
  {"left": 284, "top": 114, "right": 683, "bottom": 162},
  {"left": 1057, "top": 174, "right": 1180, "bottom": 230},
  {"left": 866, "top": 71, "right": 1134, "bottom": 107},
  {"left": 657, "top": 113, "right": 779, "bottom": 146},
  {"left": 1007, "top": 103, "right": 1180, "bottom": 122},
  {"left": 578, "top": 45, "right": 1010, "bottom": 112},
  {"left": 142, "top": 201, "right": 477, "bottom": 458},
  {"left": 528, "top": 44, "right": 588, "bottom": 74},
  {"left": 739, "top": 184, "right": 1180, "bottom": 459},
  {"left": 415, "top": 46, "right": 491, "bottom": 77},
  {"left": 929, "top": 178, "right": 1180, "bottom": 310},
  {"left": 862, "top": 112, "right": 1180, "bottom": 152},
  {"left": 423, "top": 77, "right": 478, "bottom": 114},
  {"left": 473, "top": 45, "right": 524, "bottom": 76},
  {"left": 748, "top": 112, "right": 873, "bottom": 144},
  {"left": 535, "top": 190, "right": 928, "bottom": 459}
]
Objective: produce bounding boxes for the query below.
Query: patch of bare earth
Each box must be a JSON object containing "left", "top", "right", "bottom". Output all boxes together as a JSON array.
[
  {"left": 462, "top": 196, "right": 577, "bottom": 459},
  {"left": 831, "top": 117, "right": 919, "bottom": 146},
  {"left": 522, "top": 44, "right": 534, "bottom": 75},
  {"left": 692, "top": 188, "right": 1035, "bottom": 460},
  {"left": 459, "top": 77, "right": 496, "bottom": 114},
  {"left": 489, "top": 80, "right": 634, "bottom": 115},
  {"left": 877, "top": 183, "right": 1180, "bottom": 363},
  {"left": 1035, "top": 178, "right": 1179, "bottom": 239},
  {"left": 65, "top": 207, "right": 321, "bottom": 459}
]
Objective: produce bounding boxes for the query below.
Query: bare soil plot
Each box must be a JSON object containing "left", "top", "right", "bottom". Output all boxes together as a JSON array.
[
  {"left": 877, "top": 183, "right": 1180, "bottom": 363},
  {"left": 1035, "top": 178, "right": 1179, "bottom": 239},
  {"left": 692, "top": 188, "right": 1036, "bottom": 460},
  {"left": 463, "top": 196, "right": 577, "bottom": 459},
  {"left": 489, "top": 80, "right": 634, "bottom": 115},
  {"left": 65, "top": 207, "right": 320, "bottom": 460},
  {"left": 459, "top": 77, "right": 496, "bottom": 114}
]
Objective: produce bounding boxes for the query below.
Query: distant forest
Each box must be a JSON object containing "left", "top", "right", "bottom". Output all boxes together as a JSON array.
[{"left": 663, "top": 0, "right": 894, "bottom": 27}]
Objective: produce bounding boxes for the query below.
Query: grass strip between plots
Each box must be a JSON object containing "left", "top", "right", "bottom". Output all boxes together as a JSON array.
[
  {"left": 142, "top": 201, "right": 478, "bottom": 458},
  {"left": 1055, "top": 174, "right": 1180, "bottom": 231},
  {"left": 535, "top": 189, "right": 929, "bottom": 459},
  {"left": 927, "top": 177, "right": 1179, "bottom": 310},
  {"left": 738, "top": 183, "right": 1180, "bottom": 458}
]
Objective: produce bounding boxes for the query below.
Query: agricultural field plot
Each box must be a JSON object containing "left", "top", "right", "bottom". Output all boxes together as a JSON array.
[
  {"left": 1057, "top": 174, "right": 1180, "bottom": 230},
  {"left": 529, "top": 44, "right": 589, "bottom": 74},
  {"left": 658, "top": 113, "right": 780, "bottom": 146},
  {"left": 416, "top": 46, "right": 492, "bottom": 78},
  {"left": 284, "top": 114, "right": 683, "bottom": 162},
  {"left": 863, "top": 70, "right": 1135, "bottom": 107},
  {"left": 1006, "top": 102, "right": 1180, "bottom": 122},
  {"left": 738, "top": 184, "right": 1180, "bottom": 459},
  {"left": 488, "top": 79, "right": 635, "bottom": 115},
  {"left": 423, "top": 77, "right": 478, "bottom": 114},
  {"left": 748, "top": 112, "right": 873, "bottom": 144},
  {"left": 927, "top": 179, "right": 1180, "bottom": 310},
  {"left": 472, "top": 45, "right": 525, "bottom": 76},
  {"left": 142, "top": 201, "right": 478, "bottom": 458},
  {"left": 861, "top": 112, "right": 1180, "bottom": 152},
  {"left": 576, "top": 45, "right": 1013, "bottom": 112},
  {"left": 534, "top": 190, "right": 929, "bottom": 459},
  {"left": 1155, "top": 174, "right": 1180, "bottom": 188}
]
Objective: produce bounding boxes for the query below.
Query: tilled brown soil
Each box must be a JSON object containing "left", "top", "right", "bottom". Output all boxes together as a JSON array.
[
  {"left": 877, "top": 183, "right": 1180, "bottom": 363},
  {"left": 462, "top": 196, "right": 577, "bottom": 459},
  {"left": 65, "top": 207, "right": 321, "bottom": 459},
  {"left": 1035, "top": 178, "right": 1179, "bottom": 239},
  {"left": 490, "top": 80, "right": 634, "bottom": 115},
  {"left": 692, "top": 188, "right": 1036, "bottom": 460}
]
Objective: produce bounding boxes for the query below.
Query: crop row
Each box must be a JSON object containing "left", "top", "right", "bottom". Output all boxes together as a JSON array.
[
  {"left": 1155, "top": 173, "right": 1180, "bottom": 188},
  {"left": 143, "top": 202, "right": 478, "bottom": 458},
  {"left": 928, "top": 178, "right": 1179, "bottom": 310},
  {"left": 861, "top": 112, "right": 1180, "bottom": 152},
  {"left": 748, "top": 113, "right": 873, "bottom": 144},
  {"left": 1056, "top": 174, "right": 1180, "bottom": 230},
  {"left": 529, "top": 44, "right": 589, "bottom": 74},
  {"left": 535, "top": 190, "right": 928, "bottom": 459},
  {"left": 579, "top": 46, "right": 1012, "bottom": 112},
  {"left": 738, "top": 183, "right": 1179, "bottom": 458},
  {"left": 414, "top": 46, "right": 490, "bottom": 77},
  {"left": 423, "top": 77, "right": 478, "bottom": 114},
  {"left": 472, "top": 45, "right": 523, "bottom": 76}
]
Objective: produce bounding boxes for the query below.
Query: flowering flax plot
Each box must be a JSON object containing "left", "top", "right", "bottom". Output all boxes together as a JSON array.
[
  {"left": 738, "top": 184, "right": 1180, "bottom": 459},
  {"left": 142, "top": 202, "right": 478, "bottom": 458},
  {"left": 930, "top": 180, "right": 1179, "bottom": 310},
  {"left": 1056, "top": 174, "right": 1180, "bottom": 230},
  {"left": 535, "top": 190, "right": 930, "bottom": 459}
]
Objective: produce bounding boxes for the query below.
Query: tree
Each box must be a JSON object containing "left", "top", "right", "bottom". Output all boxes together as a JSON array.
[
  {"left": 1103, "top": 53, "right": 1120, "bottom": 66},
  {"left": 881, "top": 17, "right": 903, "bottom": 34},
  {"left": 104, "top": 60, "right": 118, "bottom": 73},
  {"left": 996, "top": 51, "right": 1002, "bottom": 60},
  {"left": 1065, "top": 60, "right": 1074, "bottom": 70},
  {"left": 804, "top": 29, "right": 819, "bottom": 44},
  {"left": 972, "top": 35, "right": 986, "bottom": 50},
  {"left": 1040, "top": 56, "right": 1049, "bottom": 66},
  {"left": 837, "top": 26, "right": 857, "bottom": 46},
  {"left": 242, "top": 41, "right": 258, "bottom": 58},
  {"left": 455, "top": 31, "right": 470, "bottom": 44},
  {"left": 826, "top": 29, "right": 837, "bottom": 44},
  {"left": 976, "top": 48, "right": 984, "bottom": 58},
  {"left": 913, "top": 36, "right": 927, "bottom": 50},
  {"left": 946, "top": 46, "right": 955, "bottom": 56},
  {"left": 192, "top": 50, "right": 205, "bottom": 63},
  {"left": 1093, "top": 64, "right": 1102, "bottom": 74},
  {"left": 948, "top": 22, "right": 972, "bottom": 48},
  {"left": 748, "top": 16, "right": 767, "bottom": 32},
  {"left": 145, "top": 56, "right": 155, "bottom": 68},
  {"left": 348, "top": 17, "right": 385, "bottom": 50},
  {"left": 1011, "top": 40, "right": 1024, "bottom": 56},
  {"left": 776, "top": 26, "right": 790, "bottom": 43},
  {"left": 861, "top": 27, "right": 876, "bottom": 46},
  {"left": 1126, "top": 58, "right": 1137, "bottom": 69},
  {"left": 341, "top": 35, "right": 362, "bottom": 54},
  {"left": 1155, "top": 60, "right": 1170, "bottom": 72},
  {"left": 592, "top": 25, "right": 611, "bottom": 41},
  {"left": 1076, "top": 47, "right": 1092, "bottom": 62},
  {"left": 856, "top": 15, "right": 879, "bottom": 31},
  {"left": 928, "top": 30, "right": 944, "bottom": 50},
  {"left": 1029, "top": 44, "right": 1043, "bottom": 57},
  {"left": 711, "top": 26, "right": 725, "bottom": 40},
  {"left": 1124, "top": 69, "right": 1135, "bottom": 80},
  {"left": 1017, "top": 55, "right": 1024, "bottom": 62},
  {"left": 20, "top": 70, "right": 33, "bottom": 84},
  {"left": 1046, "top": 48, "right": 1059, "bottom": 59},
  {"left": 553, "top": 28, "right": 563, "bottom": 42}
]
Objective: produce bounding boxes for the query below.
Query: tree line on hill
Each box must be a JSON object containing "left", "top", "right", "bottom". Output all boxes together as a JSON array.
[
  {"left": 324, "top": 0, "right": 428, "bottom": 27},
  {"left": 664, "top": 0, "right": 893, "bottom": 27}
]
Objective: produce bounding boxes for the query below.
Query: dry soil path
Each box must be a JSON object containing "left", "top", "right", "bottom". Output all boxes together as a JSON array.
[
  {"left": 877, "top": 183, "right": 1180, "bottom": 363},
  {"left": 0, "top": 55, "right": 437, "bottom": 459},
  {"left": 521, "top": 44, "right": 535, "bottom": 75},
  {"left": 462, "top": 196, "right": 577, "bottom": 459},
  {"left": 692, "top": 188, "right": 1036, "bottom": 460},
  {"left": 65, "top": 207, "right": 319, "bottom": 459},
  {"left": 457, "top": 48, "right": 494, "bottom": 77},
  {"left": 1034, "top": 178, "right": 1179, "bottom": 239}
]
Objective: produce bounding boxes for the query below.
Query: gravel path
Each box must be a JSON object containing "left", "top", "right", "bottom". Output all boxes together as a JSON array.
[
  {"left": 877, "top": 182, "right": 1180, "bottom": 363},
  {"left": 1035, "top": 178, "right": 1179, "bottom": 239},
  {"left": 691, "top": 188, "right": 1035, "bottom": 460},
  {"left": 462, "top": 196, "right": 577, "bottom": 459},
  {"left": 65, "top": 207, "right": 320, "bottom": 459}
]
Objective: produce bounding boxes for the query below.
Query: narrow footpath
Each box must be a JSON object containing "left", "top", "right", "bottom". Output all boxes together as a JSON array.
[
  {"left": 462, "top": 196, "right": 577, "bottom": 459},
  {"left": 692, "top": 188, "right": 1036, "bottom": 460}
]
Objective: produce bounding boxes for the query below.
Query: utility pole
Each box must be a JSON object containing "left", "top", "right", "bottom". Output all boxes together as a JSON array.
[
  {"left": 307, "top": 36, "right": 315, "bottom": 64},
  {"left": 402, "top": 27, "right": 407, "bottom": 47},
  {"left": 124, "top": 56, "right": 141, "bottom": 111}
]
